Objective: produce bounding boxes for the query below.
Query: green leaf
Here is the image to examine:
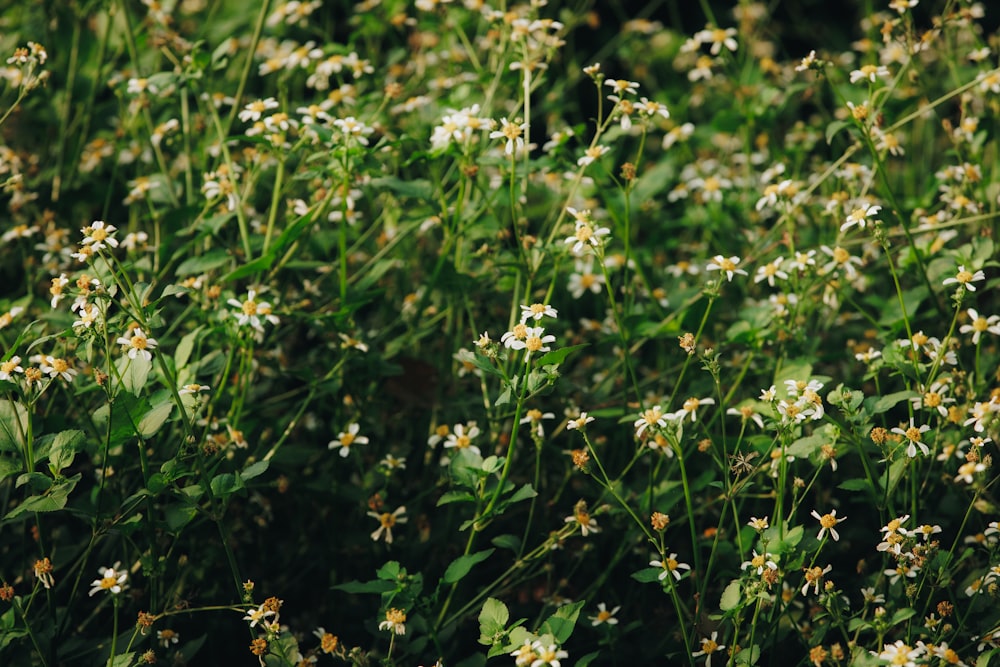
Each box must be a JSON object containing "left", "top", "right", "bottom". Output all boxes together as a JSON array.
[
  {"left": 491, "top": 534, "right": 521, "bottom": 552},
  {"left": 47, "top": 429, "right": 84, "bottom": 474},
  {"left": 825, "top": 119, "right": 850, "bottom": 144},
  {"left": 0, "top": 456, "right": 21, "bottom": 482},
  {"left": 437, "top": 491, "right": 476, "bottom": 506},
  {"left": 332, "top": 579, "right": 397, "bottom": 594},
  {"left": 164, "top": 504, "right": 197, "bottom": 532},
  {"left": 507, "top": 483, "right": 537, "bottom": 504},
  {"left": 773, "top": 361, "right": 813, "bottom": 398},
  {"left": 539, "top": 599, "right": 584, "bottom": 644},
  {"left": 210, "top": 472, "right": 243, "bottom": 497},
  {"left": 376, "top": 561, "right": 401, "bottom": 580},
  {"left": 533, "top": 344, "right": 588, "bottom": 368},
  {"left": 720, "top": 580, "right": 742, "bottom": 611},
  {"left": 630, "top": 568, "right": 663, "bottom": 584},
  {"left": 864, "top": 390, "right": 917, "bottom": 416},
  {"left": 443, "top": 549, "right": 495, "bottom": 584},
  {"left": 575, "top": 651, "right": 601, "bottom": 667},
  {"left": 0, "top": 400, "right": 28, "bottom": 453},
  {"left": 370, "top": 176, "right": 434, "bottom": 201},
  {"left": 837, "top": 478, "right": 875, "bottom": 493},
  {"left": 110, "top": 651, "right": 135, "bottom": 667},
  {"left": 478, "top": 597, "right": 510, "bottom": 644},
  {"left": 242, "top": 460, "right": 270, "bottom": 482},
  {"left": 890, "top": 607, "right": 916, "bottom": 626},
  {"left": 119, "top": 356, "right": 153, "bottom": 395},
  {"left": 786, "top": 433, "right": 825, "bottom": 460},
  {"left": 177, "top": 249, "right": 232, "bottom": 276},
  {"left": 5, "top": 474, "right": 79, "bottom": 519},
  {"left": 175, "top": 326, "right": 204, "bottom": 371},
  {"left": 977, "top": 648, "right": 1000, "bottom": 667},
  {"left": 138, "top": 402, "right": 173, "bottom": 437}
]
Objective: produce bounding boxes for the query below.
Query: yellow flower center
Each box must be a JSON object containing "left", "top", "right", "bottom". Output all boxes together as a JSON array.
[
  {"left": 820, "top": 513, "right": 837, "bottom": 529},
  {"left": 242, "top": 300, "right": 258, "bottom": 316},
  {"left": 924, "top": 392, "right": 941, "bottom": 407},
  {"left": 380, "top": 512, "right": 397, "bottom": 528},
  {"left": 956, "top": 270, "right": 973, "bottom": 283},
  {"left": 718, "top": 258, "right": 736, "bottom": 272},
  {"left": 525, "top": 336, "right": 544, "bottom": 352},
  {"left": 973, "top": 317, "right": 988, "bottom": 332},
  {"left": 100, "top": 575, "right": 118, "bottom": 590},
  {"left": 51, "top": 359, "right": 68, "bottom": 373},
  {"left": 751, "top": 554, "right": 765, "bottom": 568},
  {"left": 91, "top": 227, "right": 108, "bottom": 242},
  {"left": 340, "top": 433, "right": 356, "bottom": 447},
  {"left": 455, "top": 434, "right": 470, "bottom": 449},
  {"left": 832, "top": 247, "right": 849, "bottom": 263},
  {"left": 904, "top": 426, "right": 921, "bottom": 442}
]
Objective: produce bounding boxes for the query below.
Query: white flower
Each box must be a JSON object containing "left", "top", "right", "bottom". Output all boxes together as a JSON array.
[
  {"left": 520, "top": 303, "right": 558, "bottom": 322},
  {"left": 227, "top": 289, "right": 280, "bottom": 332},
  {"left": 891, "top": 419, "right": 931, "bottom": 457},
  {"left": 566, "top": 412, "right": 594, "bottom": 430},
  {"left": 692, "top": 631, "right": 725, "bottom": 666},
  {"left": 849, "top": 64, "right": 890, "bottom": 84},
  {"left": 634, "top": 405, "right": 668, "bottom": 437},
  {"left": 239, "top": 97, "right": 279, "bottom": 123},
  {"left": 328, "top": 423, "right": 370, "bottom": 457},
  {"left": 489, "top": 117, "right": 526, "bottom": 155},
  {"left": 116, "top": 327, "right": 159, "bottom": 361},
  {"left": 589, "top": 602, "right": 620, "bottom": 626},
  {"left": 367, "top": 506, "right": 407, "bottom": 543},
  {"left": 960, "top": 308, "right": 1000, "bottom": 344},
  {"left": 811, "top": 508, "right": 846, "bottom": 542},
  {"left": 88, "top": 562, "right": 128, "bottom": 596},
  {"left": 706, "top": 255, "right": 747, "bottom": 281},
  {"left": 650, "top": 553, "right": 690, "bottom": 581},
  {"left": 840, "top": 202, "right": 881, "bottom": 232},
  {"left": 80, "top": 220, "right": 119, "bottom": 251},
  {"left": 942, "top": 265, "right": 985, "bottom": 292}
]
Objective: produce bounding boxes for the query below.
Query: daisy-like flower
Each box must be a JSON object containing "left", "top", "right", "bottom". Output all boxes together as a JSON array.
[
  {"left": 378, "top": 608, "right": 407, "bottom": 635},
  {"left": 39, "top": 355, "right": 77, "bottom": 382},
  {"left": 564, "top": 208, "right": 611, "bottom": 255},
  {"left": 529, "top": 640, "right": 568, "bottom": 667},
  {"left": 239, "top": 97, "right": 279, "bottom": 123},
  {"left": 741, "top": 550, "right": 778, "bottom": 576},
  {"left": 696, "top": 26, "right": 738, "bottom": 54},
  {"left": 960, "top": 308, "right": 1000, "bottom": 344},
  {"left": 368, "top": 506, "right": 407, "bottom": 544},
  {"left": 726, "top": 406, "right": 764, "bottom": 429},
  {"left": 568, "top": 257, "right": 605, "bottom": 298},
  {"left": 747, "top": 516, "right": 769, "bottom": 531},
  {"left": 849, "top": 64, "right": 890, "bottom": 84},
  {"left": 942, "top": 265, "right": 985, "bottom": 292},
  {"left": 820, "top": 245, "right": 863, "bottom": 280},
  {"left": 80, "top": 220, "right": 119, "bottom": 251},
  {"left": 589, "top": 602, "right": 620, "bottom": 626},
  {"left": 242, "top": 603, "right": 275, "bottom": 628},
  {"left": 634, "top": 405, "right": 668, "bottom": 438},
  {"left": 179, "top": 383, "right": 210, "bottom": 395},
  {"left": 674, "top": 396, "right": 715, "bottom": 423},
  {"left": 635, "top": 97, "right": 670, "bottom": 119},
  {"left": 801, "top": 564, "right": 832, "bottom": 595},
  {"left": 650, "top": 553, "right": 691, "bottom": 581},
  {"left": 577, "top": 144, "right": 609, "bottom": 167},
  {"left": 520, "top": 303, "right": 558, "bottom": 323},
  {"left": 520, "top": 409, "right": 556, "bottom": 437},
  {"left": 706, "top": 255, "right": 747, "bottom": 282},
  {"left": 604, "top": 79, "right": 639, "bottom": 96},
  {"left": 511, "top": 639, "right": 538, "bottom": 666},
  {"left": 754, "top": 258, "right": 788, "bottom": 287},
  {"left": 790, "top": 249, "right": 817, "bottom": 272},
  {"left": 566, "top": 412, "right": 595, "bottom": 430},
  {"left": 565, "top": 500, "right": 600, "bottom": 536},
  {"left": 911, "top": 380, "right": 954, "bottom": 418},
  {"left": 875, "top": 641, "right": 923, "bottom": 667},
  {"left": 0, "top": 356, "right": 24, "bottom": 382},
  {"left": 692, "top": 631, "right": 726, "bottom": 666},
  {"left": 891, "top": 419, "right": 931, "bottom": 457},
  {"left": 88, "top": 562, "right": 128, "bottom": 596},
  {"left": 503, "top": 325, "right": 555, "bottom": 361},
  {"left": 489, "top": 117, "right": 526, "bottom": 155},
  {"left": 333, "top": 116, "right": 375, "bottom": 146},
  {"left": 157, "top": 629, "right": 180, "bottom": 648},
  {"left": 811, "top": 509, "right": 846, "bottom": 542},
  {"left": 34, "top": 557, "right": 55, "bottom": 589},
  {"left": 227, "top": 289, "right": 280, "bottom": 332},
  {"left": 443, "top": 422, "right": 481, "bottom": 456},
  {"left": 116, "top": 326, "right": 158, "bottom": 361},
  {"left": 840, "top": 202, "right": 881, "bottom": 232},
  {"left": 955, "top": 461, "right": 986, "bottom": 485},
  {"left": 328, "top": 423, "right": 370, "bottom": 457}
]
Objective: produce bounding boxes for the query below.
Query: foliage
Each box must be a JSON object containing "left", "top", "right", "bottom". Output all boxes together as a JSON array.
[{"left": 1, "top": 0, "right": 1000, "bottom": 665}]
